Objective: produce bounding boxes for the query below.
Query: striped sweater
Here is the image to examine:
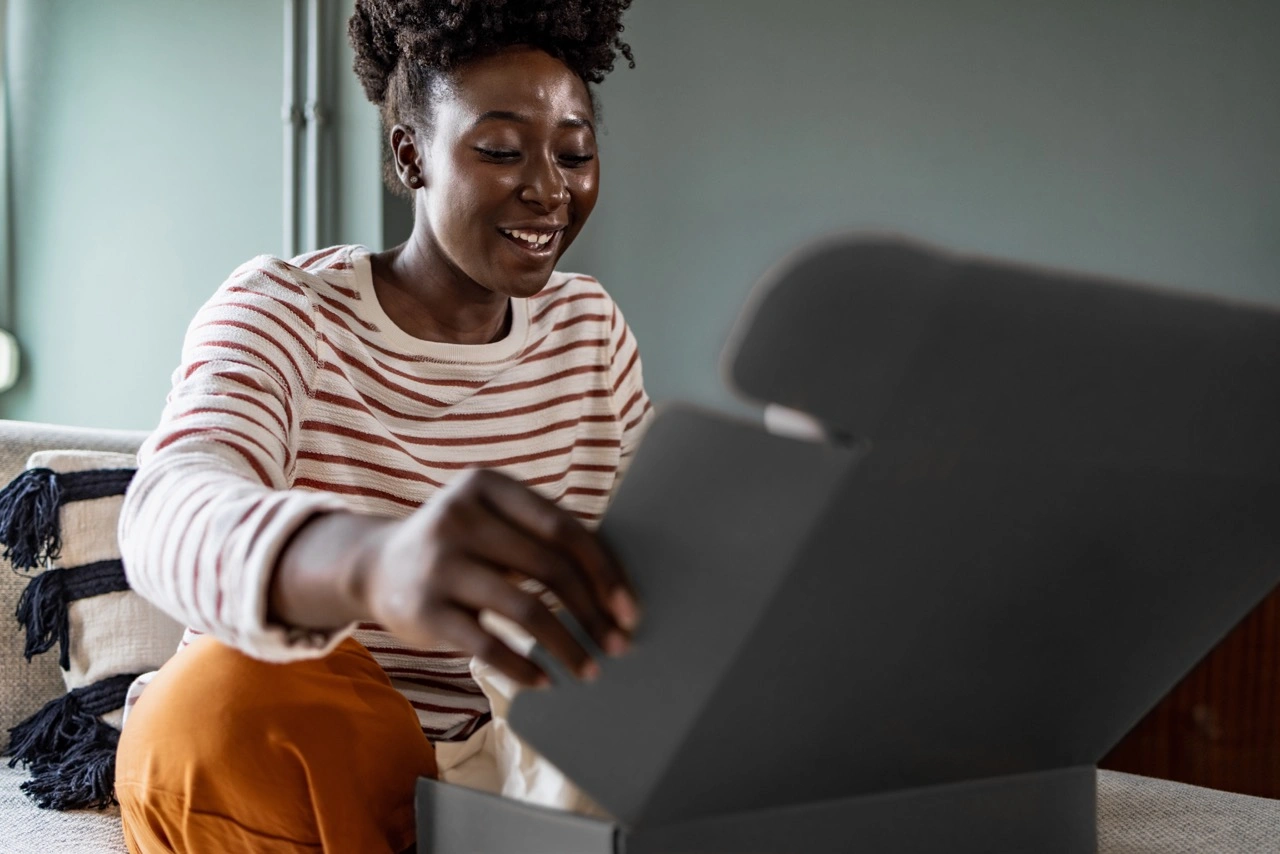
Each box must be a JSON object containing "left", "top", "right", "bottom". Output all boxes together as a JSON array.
[{"left": 119, "top": 244, "right": 653, "bottom": 741}]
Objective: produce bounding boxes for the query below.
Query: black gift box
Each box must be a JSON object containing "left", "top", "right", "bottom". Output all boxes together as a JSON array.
[{"left": 419, "top": 236, "right": 1280, "bottom": 853}]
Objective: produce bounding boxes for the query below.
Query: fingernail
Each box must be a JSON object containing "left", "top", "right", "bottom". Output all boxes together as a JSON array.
[
  {"left": 604, "top": 631, "right": 630, "bottom": 657},
  {"left": 612, "top": 589, "right": 640, "bottom": 631},
  {"left": 580, "top": 660, "right": 601, "bottom": 682}
]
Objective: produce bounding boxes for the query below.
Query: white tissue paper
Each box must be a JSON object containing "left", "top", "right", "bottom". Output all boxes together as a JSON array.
[{"left": 433, "top": 610, "right": 611, "bottom": 820}]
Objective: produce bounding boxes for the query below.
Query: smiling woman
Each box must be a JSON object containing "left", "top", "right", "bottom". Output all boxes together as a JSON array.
[
  {"left": 112, "top": 2, "right": 650, "bottom": 852},
  {"left": 353, "top": 0, "right": 635, "bottom": 331},
  {"left": 374, "top": 46, "right": 606, "bottom": 328}
]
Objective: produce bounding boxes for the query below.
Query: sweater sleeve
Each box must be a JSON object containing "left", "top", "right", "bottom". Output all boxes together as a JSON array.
[
  {"left": 118, "top": 257, "right": 353, "bottom": 663},
  {"left": 606, "top": 297, "right": 654, "bottom": 489}
]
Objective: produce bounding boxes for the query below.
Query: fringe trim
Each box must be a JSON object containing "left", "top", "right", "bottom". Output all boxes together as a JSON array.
[
  {"left": 0, "top": 468, "right": 135, "bottom": 571},
  {"left": 15, "top": 559, "right": 131, "bottom": 669},
  {"left": 15, "top": 570, "right": 68, "bottom": 666},
  {"left": 0, "top": 468, "right": 61, "bottom": 570},
  {"left": 18, "top": 718, "right": 119, "bottom": 810},
  {"left": 3, "top": 674, "right": 136, "bottom": 811}
]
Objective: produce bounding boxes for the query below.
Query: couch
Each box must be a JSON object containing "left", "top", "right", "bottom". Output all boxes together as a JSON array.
[{"left": 1, "top": 418, "right": 1279, "bottom": 853}]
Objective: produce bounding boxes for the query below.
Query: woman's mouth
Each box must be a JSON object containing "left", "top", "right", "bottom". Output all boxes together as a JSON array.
[{"left": 499, "top": 227, "right": 561, "bottom": 258}]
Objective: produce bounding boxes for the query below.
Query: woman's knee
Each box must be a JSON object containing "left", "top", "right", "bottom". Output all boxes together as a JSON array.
[
  {"left": 116, "top": 635, "right": 435, "bottom": 851},
  {"left": 120, "top": 634, "right": 432, "bottom": 773}
]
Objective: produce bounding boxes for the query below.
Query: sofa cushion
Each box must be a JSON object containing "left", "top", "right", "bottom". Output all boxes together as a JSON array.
[
  {"left": 0, "top": 761, "right": 125, "bottom": 853},
  {"left": 1097, "top": 769, "right": 1280, "bottom": 853},
  {"left": 11, "top": 452, "right": 183, "bottom": 708},
  {"left": 1, "top": 447, "right": 180, "bottom": 810},
  {"left": 0, "top": 421, "right": 148, "bottom": 738}
]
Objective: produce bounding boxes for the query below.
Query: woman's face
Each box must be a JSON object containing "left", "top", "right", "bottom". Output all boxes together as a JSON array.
[{"left": 403, "top": 46, "right": 601, "bottom": 300}]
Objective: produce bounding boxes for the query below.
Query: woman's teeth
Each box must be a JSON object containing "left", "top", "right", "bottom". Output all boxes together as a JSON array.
[{"left": 501, "top": 228, "right": 555, "bottom": 248}]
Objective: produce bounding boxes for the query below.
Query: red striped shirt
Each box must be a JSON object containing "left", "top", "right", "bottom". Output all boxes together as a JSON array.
[{"left": 121, "top": 245, "right": 652, "bottom": 741}]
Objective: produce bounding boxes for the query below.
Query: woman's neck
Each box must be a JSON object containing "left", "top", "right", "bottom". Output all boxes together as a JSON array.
[{"left": 369, "top": 232, "right": 511, "bottom": 345}]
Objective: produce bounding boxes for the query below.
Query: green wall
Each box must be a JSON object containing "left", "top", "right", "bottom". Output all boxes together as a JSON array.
[
  {"left": 580, "top": 0, "right": 1280, "bottom": 414},
  {"left": 1, "top": 0, "right": 383, "bottom": 429},
  {"left": 3, "top": 0, "right": 1278, "bottom": 426}
]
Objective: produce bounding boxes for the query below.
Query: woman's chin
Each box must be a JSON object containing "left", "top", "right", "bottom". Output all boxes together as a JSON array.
[{"left": 494, "top": 267, "right": 557, "bottom": 300}]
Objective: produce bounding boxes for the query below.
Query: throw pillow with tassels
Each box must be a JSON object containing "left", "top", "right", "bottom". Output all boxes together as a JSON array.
[{"left": 0, "top": 450, "right": 184, "bottom": 810}]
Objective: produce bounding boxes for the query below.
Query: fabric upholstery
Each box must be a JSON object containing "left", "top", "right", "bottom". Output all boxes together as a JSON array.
[
  {"left": 3, "top": 449, "right": 186, "bottom": 810},
  {"left": 0, "top": 421, "right": 147, "bottom": 737},
  {"left": 21, "top": 450, "right": 184, "bottom": 704},
  {"left": 1097, "top": 769, "right": 1280, "bottom": 853},
  {"left": 0, "top": 734, "right": 127, "bottom": 852}
]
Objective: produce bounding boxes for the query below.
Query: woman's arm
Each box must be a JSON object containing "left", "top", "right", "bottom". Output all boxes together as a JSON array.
[
  {"left": 271, "top": 468, "right": 638, "bottom": 686},
  {"left": 119, "top": 257, "right": 351, "bottom": 662}
]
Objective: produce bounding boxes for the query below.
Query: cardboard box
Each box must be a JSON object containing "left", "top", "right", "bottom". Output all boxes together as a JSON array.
[
  {"left": 419, "top": 237, "right": 1280, "bottom": 853},
  {"left": 419, "top": 766, "right": 1095, "bottom": 853}
]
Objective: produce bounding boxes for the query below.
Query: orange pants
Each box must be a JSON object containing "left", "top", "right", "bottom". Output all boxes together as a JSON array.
[{"left": 115, "top": 636, "right": 438, "bottom": 853}]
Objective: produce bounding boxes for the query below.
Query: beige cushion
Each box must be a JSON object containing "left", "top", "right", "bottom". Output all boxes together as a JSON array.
[
  {"left": 19, "top": 451, "right": 184, "bottom": 727},
  {"left": 0, "top": 421, "right": 147, "bottom": 737},
  {"left": 4, "top": 447, "right": 184, "bottom": 809}
]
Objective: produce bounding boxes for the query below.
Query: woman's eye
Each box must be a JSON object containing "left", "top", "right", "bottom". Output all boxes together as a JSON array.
[
  {"left": 560, "top": 153, "right": 596, "bottom": 167},
  {"left": 476, "top": 147, "right": 520, "bottom": 161}
]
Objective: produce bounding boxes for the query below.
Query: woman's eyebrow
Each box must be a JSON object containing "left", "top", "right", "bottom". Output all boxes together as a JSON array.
[
  {"left": 472, "top": 110, "right": 595, "bottom": 133},
  {"left": 560, "top": 117, "right": 595, "bottom": 133}
]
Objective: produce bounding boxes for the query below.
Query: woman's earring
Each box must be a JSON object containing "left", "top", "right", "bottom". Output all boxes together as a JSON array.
[{"left": 407, "top": 174, "right": 421, "bottom": 188}]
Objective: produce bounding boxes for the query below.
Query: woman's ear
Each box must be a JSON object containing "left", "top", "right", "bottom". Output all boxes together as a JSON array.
[{"left": 390, "top": 124, "right": 426, "bottom": 191}]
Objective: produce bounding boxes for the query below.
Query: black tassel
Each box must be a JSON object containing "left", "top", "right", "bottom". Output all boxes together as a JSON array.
[
  {"left": 15, "top": 570, "right": 70, "bottom": 668},
  {"left": 3, "top": 693, "right": 93, "bottom": 770},
  {"left": 4, "top": 674, "right": 134, "bottom": 769},
  {"left": 0, "top": 468, "right": 62, "bottom": 571},
  {"left": 4, "top": 674, "right": 135, "bottom": 811},
  {"left": 18, "top": 719, "right": 119, "bottom": 810},
  {"left": 14, "top": 560, "right": 129, "bottom": 670}
]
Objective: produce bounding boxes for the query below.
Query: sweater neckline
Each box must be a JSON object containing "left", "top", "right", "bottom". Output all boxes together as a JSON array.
[{"left": 349, "top": 246, "right": 530, "bottom": 363}]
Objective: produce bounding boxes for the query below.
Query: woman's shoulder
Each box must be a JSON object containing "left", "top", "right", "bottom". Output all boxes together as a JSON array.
[
  {"left": 210, "top": 245, "right": 364, "bottom": 317},
  {"left": 226, "top": 245, "right": 360, "bottom": 289}
]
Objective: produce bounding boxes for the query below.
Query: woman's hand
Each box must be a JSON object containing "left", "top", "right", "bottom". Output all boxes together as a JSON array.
[
  {"left": 270, "top": 469, "right": 638, "bottom": 685},
  {"left": 359, "top": 469, "right": 638, "bottom": 686}
]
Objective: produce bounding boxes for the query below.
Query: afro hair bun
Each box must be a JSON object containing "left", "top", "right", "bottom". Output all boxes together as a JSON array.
[{"left": 348, "top": 0, "right": 635, "bottom": 107}]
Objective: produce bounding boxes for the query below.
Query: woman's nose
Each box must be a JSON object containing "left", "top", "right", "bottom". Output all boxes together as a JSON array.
[{"left": 519, "top": 155, "right": 570, "bottom": 212}]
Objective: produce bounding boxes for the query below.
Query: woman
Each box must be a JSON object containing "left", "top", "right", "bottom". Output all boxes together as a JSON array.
[{"left": 114, "top": 1, "right": 649, "bottom": 851}]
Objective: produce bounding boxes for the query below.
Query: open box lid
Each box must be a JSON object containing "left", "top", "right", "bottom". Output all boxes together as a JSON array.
[{"left": 509, "top": 236, "right": 1280, "bottom": 829}]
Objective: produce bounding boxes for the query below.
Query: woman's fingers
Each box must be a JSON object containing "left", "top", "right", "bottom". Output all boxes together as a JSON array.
[
  {"left": 427, "top": 606, "right": 548, "bottom": 688},
  {"left": 448, "top": 560, "right": 599, "bottom": 681},
  {"left": 368, "top": 468, "right": 641, "bottom": 682},
  {"left": 460, "top": 505, "right": 627, "bottom": 657},
  {"left": 466, "top": 469, "right": 639, "bottom": 630}
]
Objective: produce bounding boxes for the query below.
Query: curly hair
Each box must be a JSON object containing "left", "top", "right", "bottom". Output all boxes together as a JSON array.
[{"left": 349, "top": 0, "right": 635, "bottom": 195}]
